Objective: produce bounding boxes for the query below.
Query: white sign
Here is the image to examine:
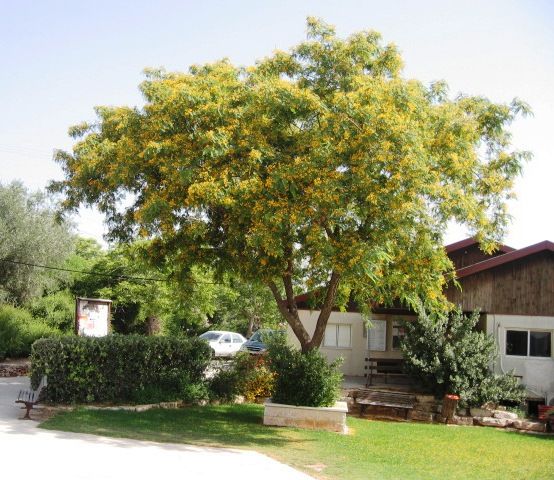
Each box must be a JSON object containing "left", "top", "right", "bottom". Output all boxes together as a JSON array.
[
  {"left": 76, "top": 298, "right": 111, "bottom": 337},
  {"left": 368, "top": 319, "right": 387, "bottom": 351}
]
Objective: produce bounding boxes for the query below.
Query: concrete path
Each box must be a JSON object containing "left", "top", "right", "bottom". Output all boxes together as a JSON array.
[{"left": 0, "top": 377, "right": 313, "bottom": 480}]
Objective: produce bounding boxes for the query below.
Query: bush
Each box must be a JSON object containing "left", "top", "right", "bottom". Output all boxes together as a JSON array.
[
  {"left": 401, "top": 309, "right": 526, "bottom": 406},
  {"left": 234, "top": 353, "right": 275, "bottom": 402},
  {"left": 208, "top": 367, "right": 241, "bottom": 403},
  {"left": 267, "top": 338, "right": 342, "bottom": 407},
  {"left": 28, "top": 290, "right": 75, "bottom": 332},
  {"left": 0, "top": 304, "right": 59, "bottom": 359},
  {"left": 207, "top": 354, "right": 275, "bottom": 403},
  {"left": 30, "top": 335, "right": 211, "bottom": 403}
]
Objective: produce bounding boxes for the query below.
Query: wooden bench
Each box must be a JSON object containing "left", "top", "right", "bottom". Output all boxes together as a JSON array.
[
  {"left": 355, "top": 390, "right": 416, "bottom": 419},
  {"left": 15, "top": 375, "right": 47, "bottom": 420},
  {"left": 365, "top": 357, "right": 406, "bottom": 386}
]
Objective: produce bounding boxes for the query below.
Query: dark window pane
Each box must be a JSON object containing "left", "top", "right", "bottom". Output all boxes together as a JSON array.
[
  {"left": 506, "top": 330, "right": 528, "bottom": 356},
  {"left": 530, "top": 331, "right": 551, "bottom": 357}
]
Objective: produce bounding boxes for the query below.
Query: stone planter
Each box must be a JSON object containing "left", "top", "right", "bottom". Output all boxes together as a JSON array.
[{"left": 263, "top": 400, "right": 348, "bottom": 434}]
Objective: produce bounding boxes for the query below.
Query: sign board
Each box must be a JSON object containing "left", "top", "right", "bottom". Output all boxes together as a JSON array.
[
  {"left": 75, "top": 297, "right": 112, "bottom": 337},
  {"left": 368, "top": 319, "right": 387, "bottom": 351}
]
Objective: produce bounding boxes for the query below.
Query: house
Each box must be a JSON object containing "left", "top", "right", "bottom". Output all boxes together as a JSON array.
[{"left": 290, "top": 238, "right": 554, "bottom": 403}]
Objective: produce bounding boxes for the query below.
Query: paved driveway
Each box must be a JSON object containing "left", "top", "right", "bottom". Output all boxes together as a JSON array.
[{"left": 0, "top": 377, "right": 313, "bottom": 479}]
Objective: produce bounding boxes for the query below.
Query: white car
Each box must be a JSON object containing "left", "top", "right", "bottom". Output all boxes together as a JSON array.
[{"left": 199, "top": 330, "right": 247, "bottom": 357}]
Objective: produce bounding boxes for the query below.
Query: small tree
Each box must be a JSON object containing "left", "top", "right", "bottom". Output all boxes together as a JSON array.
[{"left": 401, "top": 309, "right": 525, "bottom": 406}]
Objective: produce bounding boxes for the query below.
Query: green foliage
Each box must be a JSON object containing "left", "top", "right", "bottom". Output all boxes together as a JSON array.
[
  {"left": 211, "top": 278, "right": 282, "bottom": 336},
  {"left": 0, "top": 304, "right": 59, "bottom": 359},
  {"left": 267, "top": 336, "right": 342, "bottom": 407},
  {"left": 208, "top": 366, "right": 241, "bottom": 403},
  {"left": 30, "top": 335, "right": 211, "bottom": 403},
  {"left": 28, "top": 289, "right": 75, "bottom": 332},
  {"left": 51, "top": 19, "right": 529, "bottom": 351},
  {"left": 401, "top": 309, "right": 525, "bottom": 406},
  {"left": 0, "top": 182, "right": 74, "bottom": 304},
  {"left": 208, "top": 353, "right": 276, "bottom": 403},
  {"left": 69, "top": 240, "right": 219, "bottom": 335},
  {"left": 233, "top": 353, "right": 275, "bottom": 402}
]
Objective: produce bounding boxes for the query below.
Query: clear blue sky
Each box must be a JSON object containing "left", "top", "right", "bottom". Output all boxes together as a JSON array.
[{"left": 2, "top": 0, "right": 553, "bottom": 247}]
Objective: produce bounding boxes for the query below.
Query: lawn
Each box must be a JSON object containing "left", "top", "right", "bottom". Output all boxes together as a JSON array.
[{"left": 40, "top": 404, "right": 554, "bottom": 480}]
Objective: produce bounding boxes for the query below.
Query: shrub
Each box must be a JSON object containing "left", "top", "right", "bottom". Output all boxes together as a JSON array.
[
  {"left": 30, "top": 335, "right": 211, "bottom": 403},
  {"left": 208, "top": 367, "right": 241, "bottom": 403},
  {"left": 0, "top": 304, "right": 59, "bottom": 359},
  {"left": 233, "top": 352, "right": 275, "bottom": 402},
  {"left": 267, "top": 338, "right": 342, "bottom": 407},
  {"left": 28, "top": 290, "right": 75, "bottom": 332},
  {"left": 401, "top": 309, "right": 526, "bottom": 406},
  {"left": 207, "top": 354, "right": 275, "bottom": 403}
]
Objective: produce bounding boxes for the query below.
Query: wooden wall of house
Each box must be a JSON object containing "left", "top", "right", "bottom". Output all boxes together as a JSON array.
[
  {"left": 445, "top": 251, "right": 554, "bottom": 316},
  {"left": 448, "top": 244, "right": 506, "bottom": 270}
]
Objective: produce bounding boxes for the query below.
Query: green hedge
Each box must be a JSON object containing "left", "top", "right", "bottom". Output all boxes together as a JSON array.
[{"left": 30, "top": 335, "right": 211, "bottom": 404}]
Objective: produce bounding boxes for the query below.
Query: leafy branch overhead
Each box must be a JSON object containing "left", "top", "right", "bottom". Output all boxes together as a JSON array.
[{"left": 51, "top": 18, "right": 530, "bottom": 351}]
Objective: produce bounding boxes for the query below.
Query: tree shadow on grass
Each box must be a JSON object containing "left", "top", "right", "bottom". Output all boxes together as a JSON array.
[{"left": 40, "top": 404, "right": 314, "bottom": 450}]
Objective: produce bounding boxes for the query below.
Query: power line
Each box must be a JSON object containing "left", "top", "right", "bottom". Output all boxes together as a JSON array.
[
  {"left": 0, "top": 258, "right": 166, "bottom": 282},
  {"left": 0, "top": 258, "right": 220, "bottom": 285}
]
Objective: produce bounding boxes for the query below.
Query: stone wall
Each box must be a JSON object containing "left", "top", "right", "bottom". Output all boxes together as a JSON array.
[
  {"left": 0, "top": 361, "right": 30, "bottom": 377},
  {"left": 348, "top": 388, "right": 548, "bottom": 433}
]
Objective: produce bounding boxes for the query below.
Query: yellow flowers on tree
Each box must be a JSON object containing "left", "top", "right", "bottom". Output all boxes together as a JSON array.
[{"left": 51, "top": 18, "right": 530, "bottom": 352}]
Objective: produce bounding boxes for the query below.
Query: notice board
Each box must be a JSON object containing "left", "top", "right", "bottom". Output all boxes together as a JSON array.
[{"left": 75, "top": 297, "right": 112, "bottom": 337}]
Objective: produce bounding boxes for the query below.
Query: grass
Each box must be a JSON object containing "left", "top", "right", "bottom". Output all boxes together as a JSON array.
[{"left": 40, "top": 404, "right": 554, "bottom": 480}]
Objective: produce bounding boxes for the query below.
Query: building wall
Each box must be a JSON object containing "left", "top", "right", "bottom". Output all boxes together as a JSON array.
[
  {"left": 448, "top": 244, "right": 505, "bottom": 270},
  {"left": 485, "top": 314, "right": 554, "bottom": 401},
  {"left": 446, "top": 252, "right": 554, "bottom": 316},
  {"left": 291, "top": 310, "right": 415, "bottom": 377}
]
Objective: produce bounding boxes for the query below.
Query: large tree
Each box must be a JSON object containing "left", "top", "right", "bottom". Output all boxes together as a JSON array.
[
  {"left": 0, "top": 182, "right": 74, "bottom": 304},
  {"left": 52, "top": 19, "right": 529, "bottom": 351}
]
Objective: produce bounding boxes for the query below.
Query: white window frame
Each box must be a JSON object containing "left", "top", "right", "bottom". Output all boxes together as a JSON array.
[
  {"left": 324, "top": 324, "right": 352, "bottom": 349},
  {"left": 505, "top": 329, "right": 552, "bottom": 358},
  {"left": 391, "top": 321, "right": 406, "bottom": 351}
]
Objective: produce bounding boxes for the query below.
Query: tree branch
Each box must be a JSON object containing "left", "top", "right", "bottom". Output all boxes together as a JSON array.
[
  {"left": 267, "top": 279, "right": 310, "bottom": 349},
  {"left": 308, "top": 271, "right": 341, "bottom": 350}
]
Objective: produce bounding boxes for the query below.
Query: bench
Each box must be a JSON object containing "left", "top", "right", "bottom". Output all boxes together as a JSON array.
[
  {"left": 355, "top": 390, "right": 416, "bottom": 419},
  {"left": 365, "top": 357, "right": 406, "bottom": 386},
  {"left": 15, "top": 375, "right": 47, "bottom": 420}
]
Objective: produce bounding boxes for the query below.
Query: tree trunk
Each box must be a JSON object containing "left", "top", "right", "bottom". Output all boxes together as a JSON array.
[
  {"left": 267, "top": 271, "right": 341, "bottom": 353},
  {"left": 245, "top": 315, "right": 260, "bottom": 338},
  {"left": 145, "top": 315, "right": 161, "bottom": 336}
]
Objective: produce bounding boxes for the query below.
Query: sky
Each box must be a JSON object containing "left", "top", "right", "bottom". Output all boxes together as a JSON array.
[{"left": 1, "top": 0, "right": 553, "bottom": 249}]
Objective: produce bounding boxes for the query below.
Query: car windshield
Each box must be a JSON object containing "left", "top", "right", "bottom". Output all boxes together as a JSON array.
[
  {"left": 250, "top": 330, "right": 280, "bottom": 342},
  {"left": 199, "top": 332, "right": 222, "bottom": 341}
]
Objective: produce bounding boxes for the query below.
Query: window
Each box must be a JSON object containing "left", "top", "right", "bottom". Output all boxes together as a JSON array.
[
  {"left": 324, "top": 324, "right": 351, "bottom": 348},
  {"left": 221, "top": 334, "right": 232, "bottom": 344},
  {"left": 506, "top": 330, "right": 528, "bottom": 356},
  {"left": 232, "top": 334, "right": 243, "bottom": 344},
  {"left": 530, "top": 331, "right": 551, "bottom": 357},
  {"left": 506, "top": 330, "right": 551, "bottom": 357},
  {"left": 368, "top": 319, "right": 387, "bottom": 351},
  {"left": 392, "top": 321, "right": 406, "bottom": 350}
]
